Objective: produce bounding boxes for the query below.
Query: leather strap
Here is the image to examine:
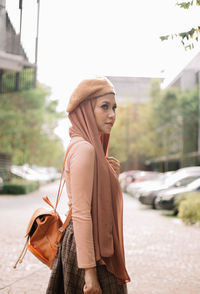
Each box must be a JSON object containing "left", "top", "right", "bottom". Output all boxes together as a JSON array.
[
  {"left": 55, "top": 139, "right": 82, "bottom": 211},
  {"left": 55, "top": 208, "right": 72, "bottom": 245},
  {"left": 54, "top": 140, "right": 83, "bottom": 244}
]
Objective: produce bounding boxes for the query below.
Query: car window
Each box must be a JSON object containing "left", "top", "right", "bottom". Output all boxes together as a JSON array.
[
  {"left": 174, "top": 176, "right": 199, "bottom": 187},
  {"left": 165, "top": 172, "right": 189, "bottom": 186},
  {"left": 187, "top": 178, "right": 200, "bottom": 189}
]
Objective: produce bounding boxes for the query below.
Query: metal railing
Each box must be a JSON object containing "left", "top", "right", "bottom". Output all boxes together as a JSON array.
[{"left": 0, "top": 67, "right": 35, "bottom": 94}]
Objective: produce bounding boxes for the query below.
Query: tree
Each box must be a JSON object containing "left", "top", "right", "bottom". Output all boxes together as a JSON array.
[
  {"left": 109, "top": 80, "right": 163, "bottom": 170},
  {"left": 109, "top": 81, "right": 199, "bottom": 171},
  {"left": 0, "top": 84, "right": 65, "bottom": 169},
  {"left": 160, "top": 1, "right": 200, "bottom": 50},
  {"left": 179, "top": 88, "right": 198, "bottom": 165},
  {"left": 145, "top": 85, "right": 199, "bottom": 168},
  {"left": 109, "top": 82, "right": 162, "bottom": 170},
  {"left": 153, "top": 88, "right": 182, "bottom": 156}
]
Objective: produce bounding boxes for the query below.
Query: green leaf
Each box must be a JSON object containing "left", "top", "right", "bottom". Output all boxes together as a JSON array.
[
  {"left": 176, "top": 2, "right": 192, "bottom": 9},
  {"left": 160, "top": 35, "right": 169, "bottom": 41}
]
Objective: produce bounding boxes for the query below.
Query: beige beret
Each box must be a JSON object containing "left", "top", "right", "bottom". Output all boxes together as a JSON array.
[{"left": 66, "top": 77, "right": 115, "bottom": 113}]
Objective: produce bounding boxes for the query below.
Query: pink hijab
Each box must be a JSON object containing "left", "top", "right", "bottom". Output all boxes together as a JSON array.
[{"left": 69, "top": 98, "right": 130, "bottom": 284}]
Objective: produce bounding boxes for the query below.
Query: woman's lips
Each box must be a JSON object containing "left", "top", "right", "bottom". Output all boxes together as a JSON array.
[{"left": 105, "top": 122, "right": 113, "bottom": 126}]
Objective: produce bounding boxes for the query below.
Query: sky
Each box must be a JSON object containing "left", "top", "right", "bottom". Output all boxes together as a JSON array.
[{"left": 6, "top": 0, "right": 200, "bottom": 147}]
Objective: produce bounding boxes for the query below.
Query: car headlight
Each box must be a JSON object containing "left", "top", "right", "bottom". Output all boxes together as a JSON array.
[{"left": 164, "top": 194, "right": 174, "bottom": 201}]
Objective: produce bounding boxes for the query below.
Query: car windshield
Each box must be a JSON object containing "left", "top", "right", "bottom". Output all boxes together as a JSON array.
[
  {"left": 164, "top": 171, "right": 200, "bottom": 186},
  {"left": 187, "top": 178, "right": 200, "bottom": 189}
]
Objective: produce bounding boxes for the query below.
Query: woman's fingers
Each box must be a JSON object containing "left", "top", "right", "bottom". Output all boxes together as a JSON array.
[
  {"left": 106, "top": 157, "right": 120, "bottom": 166},
  {"left": 106, "top": 157, "right": 120, "bottom": 176},
  {"left": 107, "top": 156, "right": 119, "bottom": 162}
]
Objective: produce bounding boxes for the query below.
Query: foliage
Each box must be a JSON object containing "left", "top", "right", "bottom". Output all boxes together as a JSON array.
[
  {"left": 0, "top": 84, "right": 65, "bottom": 169},
  {"left": 173, "top": 192, "right": 192, "bottom": 214},
  {"left": 0, "top": 180, "right": 40, "bottom": 195},
  {"left": 147, "top": 85, "right": 198, "bottom": 166},
  {"left": 177, "top": 0, "right": 200, "bottom": 9},
  {"left": 109, "top": 80, "right": 199, "bottom": 170},
  {"left": 178, "top": 192, "right": 200, "bottom": 224},
  {"left": 179, "top": 88, "right": 198, "bottom": 165},
  {"left": 109, "top": 103, "right": 130, "bottom": 163},
  {"left": 160, "top": 1, "right": 200, "bottom": 50},
  {"left": 109, "top": 80, "right": 163, "bottom": 168},
  {"left": 109, "top": 102, "right": 157, "bottom": 168},
  {"left": 153, "top": 88, "right": 182, "bottom": 157}
]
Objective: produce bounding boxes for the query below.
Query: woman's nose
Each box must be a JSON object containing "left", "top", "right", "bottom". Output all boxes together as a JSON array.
[{"left": 108, "top": 109, "right": 115, "bottom": 118}]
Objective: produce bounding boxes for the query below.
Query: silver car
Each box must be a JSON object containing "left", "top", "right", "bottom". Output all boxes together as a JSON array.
[
  {"left": 154, "top": 177, "right": 200, "bottom": 210},
  {"left": 138, "top": 167, "right": 200, "bottom": 207}
]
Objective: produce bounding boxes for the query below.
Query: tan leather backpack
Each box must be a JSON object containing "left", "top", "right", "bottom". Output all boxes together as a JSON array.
[{"left": 13, "top": 140, "right": 79, "bottom": 269}]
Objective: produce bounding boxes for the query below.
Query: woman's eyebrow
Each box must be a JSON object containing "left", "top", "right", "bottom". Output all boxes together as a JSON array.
[
  {"left": 101, "top": 101, "right": 110, "bottom": 104},
  {"left": 101, "top": 101, "right": 117, "bottom": 106}
]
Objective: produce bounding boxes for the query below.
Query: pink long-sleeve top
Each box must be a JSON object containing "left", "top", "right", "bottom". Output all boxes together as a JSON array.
[{"left": 64, "top": 136, "right": 96, "bottom": 268}]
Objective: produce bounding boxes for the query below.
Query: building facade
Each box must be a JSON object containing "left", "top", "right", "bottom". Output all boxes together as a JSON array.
[
  {"left": 0, "top": 0, "right": 36, "bottom": 94},
  {"left": 167, "top": 52, "right": 200, "bottom": 90},
  {"left": 107, "top": 76, "right": 161, "bottom": 104}
]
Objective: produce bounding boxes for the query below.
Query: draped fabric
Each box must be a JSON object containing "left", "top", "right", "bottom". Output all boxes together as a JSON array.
[{"left": 68, "top": 98, "right": 130, "bottom": 284}]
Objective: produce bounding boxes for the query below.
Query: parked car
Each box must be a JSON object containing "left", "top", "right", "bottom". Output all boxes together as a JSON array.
[
  {"left": 154, "top": 177, "right": 200, "bottom": 210},
  {"left": 11, "top": 164, "right": 60, "bottom": 183},
  {"left": 138, "top": 167, "right": 200, "bottom": 208},
  {"left": 120, "top": 170, "right": 140, "bottom": 191},
  {"left": 120, "top": 170, "right": 161, "bottom": 192},
  {"left": 127, "top": 171, "right": 174, "bottom": 198},
  {"left": 30, "top": 165, "right": 61, "bottom": 181}
]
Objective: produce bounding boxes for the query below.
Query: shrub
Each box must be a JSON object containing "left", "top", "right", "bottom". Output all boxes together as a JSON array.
[
  {"left": 173, "top": 192, "right": 190, "bottom": 215},
  {"left": 0, "top": 180, "right": 40, "bottom": 195},
  {"left": 178, "top": 192, "right": 200, "bottom": 225}
]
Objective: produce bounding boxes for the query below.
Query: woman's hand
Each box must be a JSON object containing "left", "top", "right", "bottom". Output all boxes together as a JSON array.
[
  {"left": 106, "top": 156, "right": 120, "bottom": 176},
  {"left": 83, "top": 268, "right": 102, "bottom": 294}
]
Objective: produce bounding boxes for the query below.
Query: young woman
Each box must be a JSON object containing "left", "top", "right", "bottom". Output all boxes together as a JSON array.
[{"left": 46, "top": 77, "right": 130, "bottom": 294}]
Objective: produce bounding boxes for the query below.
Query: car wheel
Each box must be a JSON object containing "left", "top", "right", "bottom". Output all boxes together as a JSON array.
[
  {"left": 173, "top": 208, "right": 178, "bottom": 215},
  {"left": 152, "top": 197, "right": 157, "bottom": 209}
]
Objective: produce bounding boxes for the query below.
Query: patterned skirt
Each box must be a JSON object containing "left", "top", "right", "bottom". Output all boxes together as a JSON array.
[{"left": 46, "top": 220, "right": 128, "bottom": 294}]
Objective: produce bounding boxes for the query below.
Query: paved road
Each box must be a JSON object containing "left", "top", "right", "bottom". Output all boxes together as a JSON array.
[{"left": 0, "top": 181, "right": 200, "bottom": 294}]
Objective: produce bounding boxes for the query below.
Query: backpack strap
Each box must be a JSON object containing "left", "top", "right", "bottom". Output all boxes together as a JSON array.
[
  {"left": 53, "top": 139, "right": 83, "bottom": 244},
  {"left": 55, "top": 207, "right": 72, "bottom": 245},
  {"left": 54, "top": 139, "right": 83, "bottom": 211}
]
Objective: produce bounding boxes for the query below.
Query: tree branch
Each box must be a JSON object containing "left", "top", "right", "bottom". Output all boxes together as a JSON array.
[
  {"left": 176, "top": 0, "right": 200, "bottom": 9},
  {"left": 160, "top": 26, "right": 200, "bottom": 50}
]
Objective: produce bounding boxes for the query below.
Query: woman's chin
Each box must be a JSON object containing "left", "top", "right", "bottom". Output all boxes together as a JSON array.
[
  {"left": 98, "top": 126, "right": 112, "bottom": 134},
  {"left": 104, "top": 126, "right": 113, "bottom": 134},
  {"left": 103, "top": 129, "right": 111, "bottom": 134}
]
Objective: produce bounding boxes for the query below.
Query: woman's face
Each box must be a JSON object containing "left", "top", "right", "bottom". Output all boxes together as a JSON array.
[{"left": 94, "top": 94, "right": 117, "bottom": 134}]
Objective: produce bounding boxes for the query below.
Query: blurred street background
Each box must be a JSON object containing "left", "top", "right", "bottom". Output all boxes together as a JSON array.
[{"left": 1, "top": 0, "right": 200, "bottom": 293}]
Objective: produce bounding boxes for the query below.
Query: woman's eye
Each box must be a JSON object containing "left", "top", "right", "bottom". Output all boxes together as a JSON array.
[
  {"left": 113, "top": 106, "right": 117, "bottom": 112},
  {"left": 101, "top": 104, "right": 108, "bottom": 110}
]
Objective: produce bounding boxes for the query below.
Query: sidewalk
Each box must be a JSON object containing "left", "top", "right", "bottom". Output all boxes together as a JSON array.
[{"left": 0, "top": 182, "right": 200, "bottom": 293}]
